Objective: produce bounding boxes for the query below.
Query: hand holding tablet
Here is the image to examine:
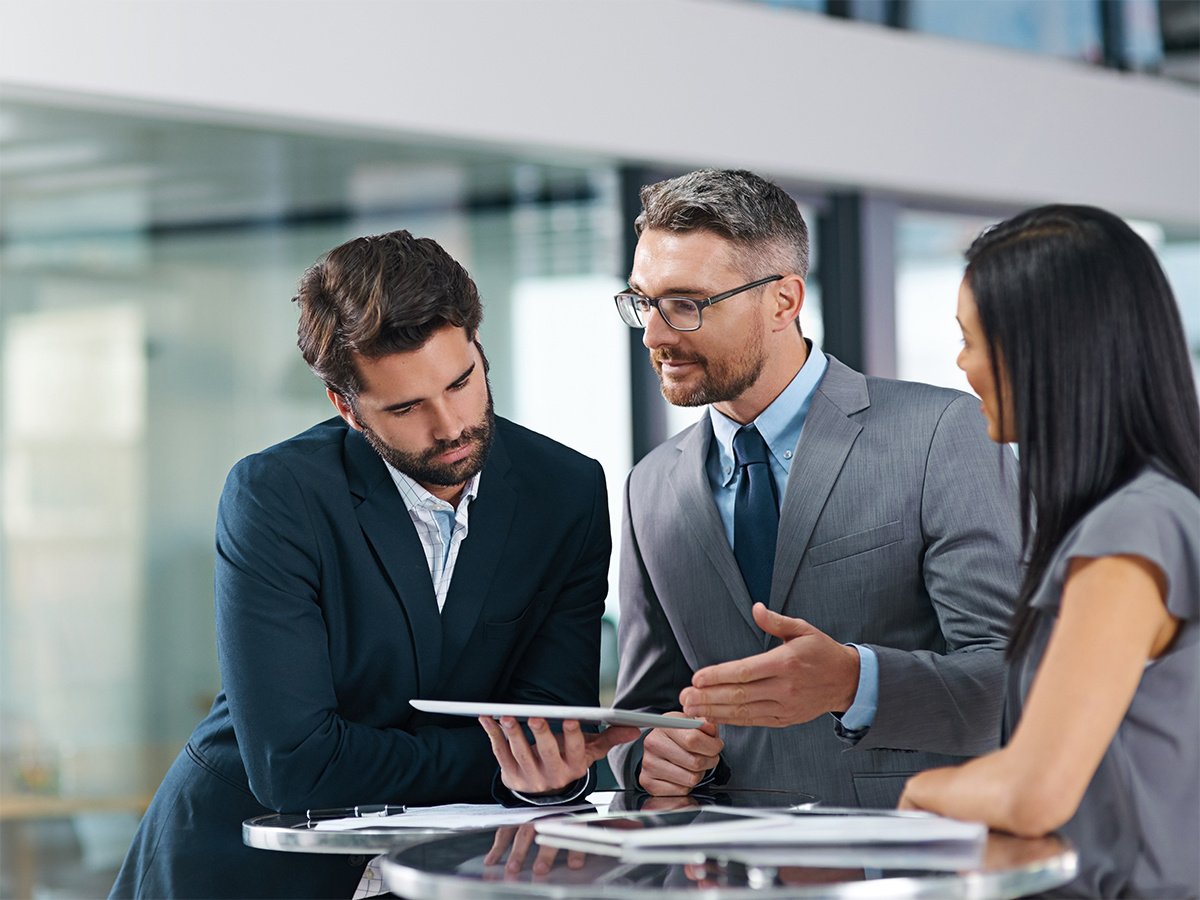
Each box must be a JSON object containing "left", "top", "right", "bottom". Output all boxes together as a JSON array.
[{"left": 409, "top": 699, "right": 705, "bottom": 729}]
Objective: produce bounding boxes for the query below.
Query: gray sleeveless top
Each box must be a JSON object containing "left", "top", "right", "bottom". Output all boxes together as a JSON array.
[{"left": 1006, "top": 468, "right": 1199, "bottom": 898}]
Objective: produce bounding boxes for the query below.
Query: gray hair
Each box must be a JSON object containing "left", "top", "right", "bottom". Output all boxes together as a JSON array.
[{"left": 634, "top": 169, "right": 810, "bottom": 279}]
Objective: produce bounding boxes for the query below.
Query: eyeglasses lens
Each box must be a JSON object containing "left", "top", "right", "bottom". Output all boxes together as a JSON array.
[
  {"left": 615, "top": 294, "right": 702, "bottom": 331},
  {"left": 659, "top": 298, "right": 700, "bottom": 331}
]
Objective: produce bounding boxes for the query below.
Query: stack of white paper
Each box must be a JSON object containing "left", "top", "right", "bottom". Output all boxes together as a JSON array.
[{"left": 312, "top": 802, "right": 591, "bottom": 832}]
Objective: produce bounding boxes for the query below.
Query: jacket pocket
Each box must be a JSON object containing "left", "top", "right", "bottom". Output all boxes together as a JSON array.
[
  {"left": 482, "top": 589, "right": 550, "bottom": 632},
  {"left": 807, "top": 520, "right": 904, "bottom": 567}
]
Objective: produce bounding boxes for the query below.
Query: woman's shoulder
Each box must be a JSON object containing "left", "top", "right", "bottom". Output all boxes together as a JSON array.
[
  {"left": 1058, "top": 467, "right": 1200, "bottom": 618},
  {"left": 1082, "top": 467, "right": 1198, "bottom": 534}
]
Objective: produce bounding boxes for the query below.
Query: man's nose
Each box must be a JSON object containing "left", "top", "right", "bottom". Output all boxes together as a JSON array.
[
  {"left": 430, "top": 402, "right": 465, "bottom": 442},
  {"left": 642, "top": 307, "right": 678, "bottom": 350}
]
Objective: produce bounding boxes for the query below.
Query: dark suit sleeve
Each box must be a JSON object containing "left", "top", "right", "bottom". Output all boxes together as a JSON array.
[
  {"left": 492, "top": 458, "right": 610, "bottom": 709},
  {"left": 607, "top": 473, "right": 699, "bottom": 788},
  {"left": 488, "top": 457, "right": 611, "bottom": 805},
  {"left": 856, "top": 394, "right": 1021, "bottom": 756},
  {"left": 214, "top": 454, "right": 496, "bottom": 811}
]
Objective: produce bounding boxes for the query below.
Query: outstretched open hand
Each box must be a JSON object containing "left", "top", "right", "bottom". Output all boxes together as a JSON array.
[{"left": 679, "top": 603, "right": 860, "bottom": 727}]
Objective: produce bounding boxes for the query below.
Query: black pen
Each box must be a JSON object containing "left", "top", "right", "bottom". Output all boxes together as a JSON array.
[{"left": 305, "top": 804, "right": 406, "bottom": 822}]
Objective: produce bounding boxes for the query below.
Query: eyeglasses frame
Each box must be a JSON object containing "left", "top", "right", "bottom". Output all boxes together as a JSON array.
[{"left": 615, "top": 274, "right": 784, "bottom": 332}]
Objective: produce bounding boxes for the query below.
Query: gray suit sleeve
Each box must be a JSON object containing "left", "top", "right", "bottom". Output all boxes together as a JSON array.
[
  {"left": 856, "top": 394, "right": 1021, "bottom": 756},
  {"left": 607, "top": 474, "right": 696, "bottom": 787}
]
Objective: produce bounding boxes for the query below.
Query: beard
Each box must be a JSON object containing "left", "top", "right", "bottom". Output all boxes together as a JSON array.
[
  {"left": 360, "top": 388, "right": 496, "bottom": 488},
  {"left": 650, "top": 318, "right": 767, "bottom": 407}
]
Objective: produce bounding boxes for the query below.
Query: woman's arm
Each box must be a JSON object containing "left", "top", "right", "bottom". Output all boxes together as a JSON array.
[{"left": 900, "top": 554, "right": 1178, "bottom": 836}]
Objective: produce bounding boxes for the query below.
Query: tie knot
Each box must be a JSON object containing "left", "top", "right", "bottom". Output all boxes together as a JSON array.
[{"left": 733, "top": 426, "right": 770, "bottom": 467}]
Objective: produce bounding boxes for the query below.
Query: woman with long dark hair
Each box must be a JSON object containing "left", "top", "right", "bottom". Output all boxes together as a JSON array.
[{"left": 899, "top": 204, "right": 1199, "bottom": 897}]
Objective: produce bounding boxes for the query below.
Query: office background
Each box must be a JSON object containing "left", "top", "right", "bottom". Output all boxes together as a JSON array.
[{"left": 1, "top": 0, "right": 1198, "bottom": 895}]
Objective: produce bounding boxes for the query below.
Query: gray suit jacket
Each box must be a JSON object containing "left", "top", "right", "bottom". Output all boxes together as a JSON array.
[{"left": 610, "top": 356, "right": 1022, "bottom": 808}]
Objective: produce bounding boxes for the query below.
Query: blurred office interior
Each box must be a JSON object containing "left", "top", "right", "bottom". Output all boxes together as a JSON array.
[{"left": 1, "top": 0, "right": 1197, "bottom": 895}]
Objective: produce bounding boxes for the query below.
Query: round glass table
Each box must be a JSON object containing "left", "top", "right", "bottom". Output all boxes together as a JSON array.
[
  {"left": 242, "top": 811, "right": 452, "bottom": 857},
  {"left": 243, "top": 789, "right": 816, "bottom": 858},
  {"left": 380, "top": 803, "right": 1077, "bottom": 899}
]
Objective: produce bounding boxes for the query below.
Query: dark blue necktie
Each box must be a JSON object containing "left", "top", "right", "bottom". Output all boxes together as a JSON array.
[{"left": 733, "top": 425, "right": 779, "bottom": 609}]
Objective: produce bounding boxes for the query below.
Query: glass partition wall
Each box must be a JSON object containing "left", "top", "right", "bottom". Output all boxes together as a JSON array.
[{"left": 0, "top": 100, "right": 628, "bottom": 895}]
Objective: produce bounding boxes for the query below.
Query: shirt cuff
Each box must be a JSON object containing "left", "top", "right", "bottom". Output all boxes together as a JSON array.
[
  {"left": 836, "top": 643, "right": 878, "bottom": 734},
  {"left": 694, "top": 755, "right": 732, "bottom": 789},
  {"left": 509, "top": 772, "right": 592, "bottom": 806}
]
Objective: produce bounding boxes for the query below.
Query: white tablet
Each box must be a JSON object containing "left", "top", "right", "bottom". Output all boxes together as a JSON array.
[{"left": 409, "top": 700, "right": 704, "bottom": 729}]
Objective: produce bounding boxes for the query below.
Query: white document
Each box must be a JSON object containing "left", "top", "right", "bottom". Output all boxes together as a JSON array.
[
  {"left": 312, "top": 802, "right": 591, "bottom": 832},
  {"left": 410, "top": 699, "right": 704, "bottom": 729}
]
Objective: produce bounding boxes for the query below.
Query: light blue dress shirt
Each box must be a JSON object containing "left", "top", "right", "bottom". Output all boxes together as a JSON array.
[{"left": 705, "top": 343, "right": 878, "bottom": 733}]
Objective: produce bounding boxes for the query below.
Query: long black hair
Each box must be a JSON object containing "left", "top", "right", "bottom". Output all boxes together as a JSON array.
[{"left": 964, "top": 204, "right": 1200, "bottom": 656}]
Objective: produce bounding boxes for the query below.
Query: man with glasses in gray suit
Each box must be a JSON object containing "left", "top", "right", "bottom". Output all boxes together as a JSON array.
[{"left": 608, "top": 169, "right": 1022, "bottom": 809}]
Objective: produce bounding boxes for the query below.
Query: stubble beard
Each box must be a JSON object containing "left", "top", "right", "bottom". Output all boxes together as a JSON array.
[
  {"left": 360, "top": 388, "right": 496, "bottom": 487},
  {"left": 650, "top": 318, "right": 767, "bottom": 407}
]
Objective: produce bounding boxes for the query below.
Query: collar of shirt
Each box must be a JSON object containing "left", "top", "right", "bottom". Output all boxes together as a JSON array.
[
  {"left": 384, "top": 463, "right": 481, "bottom": 519},
  {"left": 709, "top": 342, "right": 829, "bottom": 488}
]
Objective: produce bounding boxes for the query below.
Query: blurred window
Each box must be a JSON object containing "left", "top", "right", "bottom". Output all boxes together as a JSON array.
[
  {"left": 739, "top": 0, "right": 1180, "bottom": 78},
  {"left": 895, "top": 209, "right": 1200, "bottom": 392},
  {"left": 895, "top": 210, "right": 998, "bottom": 392},
  {"left": 907, "top": 0, "right": 1104, "bottom": 62},
  {"left": 0, "top": 101, "right": 626, "bottom": 894}
]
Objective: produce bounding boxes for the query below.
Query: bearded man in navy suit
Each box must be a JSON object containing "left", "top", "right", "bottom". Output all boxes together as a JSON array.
[{"left": 112, "top": 231, "right": 637, "bottom": 898}]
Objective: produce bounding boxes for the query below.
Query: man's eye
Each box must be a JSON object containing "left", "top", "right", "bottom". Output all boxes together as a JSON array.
[
  {"left": 449, "top": 376, "right": 470, "bottom": 392},
  {"left": 392, "top": 406, "right": 416, "bottom": 417},
  {"left": 661, "top": 298, "right": 696, "bottom": 316}
]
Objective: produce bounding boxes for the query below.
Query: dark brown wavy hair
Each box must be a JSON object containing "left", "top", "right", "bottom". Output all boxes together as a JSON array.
[{"left": 294, "top": 230, "right": 482, "bottom": 400}]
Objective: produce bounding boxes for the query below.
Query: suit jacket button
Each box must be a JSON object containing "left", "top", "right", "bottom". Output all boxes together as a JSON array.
[{"left": 348, "top": 855, "right": 366, "bottom": 866}]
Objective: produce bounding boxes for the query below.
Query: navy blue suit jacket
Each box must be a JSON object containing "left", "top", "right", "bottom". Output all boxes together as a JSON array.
[{"left": 112, "top": 416, "right": 610, "bottom": 898}]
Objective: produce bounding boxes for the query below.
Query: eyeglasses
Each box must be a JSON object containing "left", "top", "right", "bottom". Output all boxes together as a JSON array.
[{"left": 614, "top": 275, "right": 783, "bottom": 332}]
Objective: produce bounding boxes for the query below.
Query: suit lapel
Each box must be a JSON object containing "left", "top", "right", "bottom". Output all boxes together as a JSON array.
[
  {"left": 669, "top": 418, "right": 760, "bottom": 634},
  {"left": 344, "top": 427, "right": 442, "bottom": 693},
  {"left": 770, "top": 357, "right": 868, "bottom": 640},
  {"left": 439, "top": 431, "right": 516, "bottom": 679}
]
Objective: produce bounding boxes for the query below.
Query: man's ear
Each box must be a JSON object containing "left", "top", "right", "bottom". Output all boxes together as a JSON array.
[
  {"left": 327, "top": 388, "right": 362, "bottom": 430},
  {"left": 770, "top": 275, "right": 805, "bottom": 333}
]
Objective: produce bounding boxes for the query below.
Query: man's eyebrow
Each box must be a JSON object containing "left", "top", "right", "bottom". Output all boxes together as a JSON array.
[
  {"left": 379, "top": 361, "right": 476, "bottom": 413},
  {"left": 625, "top": 279, "right": 707, "bottom": 297},
  {"left": 448, "top": 361, "right": 476, "bottom": 386}
]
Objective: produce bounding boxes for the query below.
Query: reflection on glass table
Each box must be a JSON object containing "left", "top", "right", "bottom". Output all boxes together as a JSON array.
[
  {"left": 606, "top": 788, "right": 818, "bottom": 815},
  {"left": 381, "top": 807, "right": 1076, "bottom": 899}
]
